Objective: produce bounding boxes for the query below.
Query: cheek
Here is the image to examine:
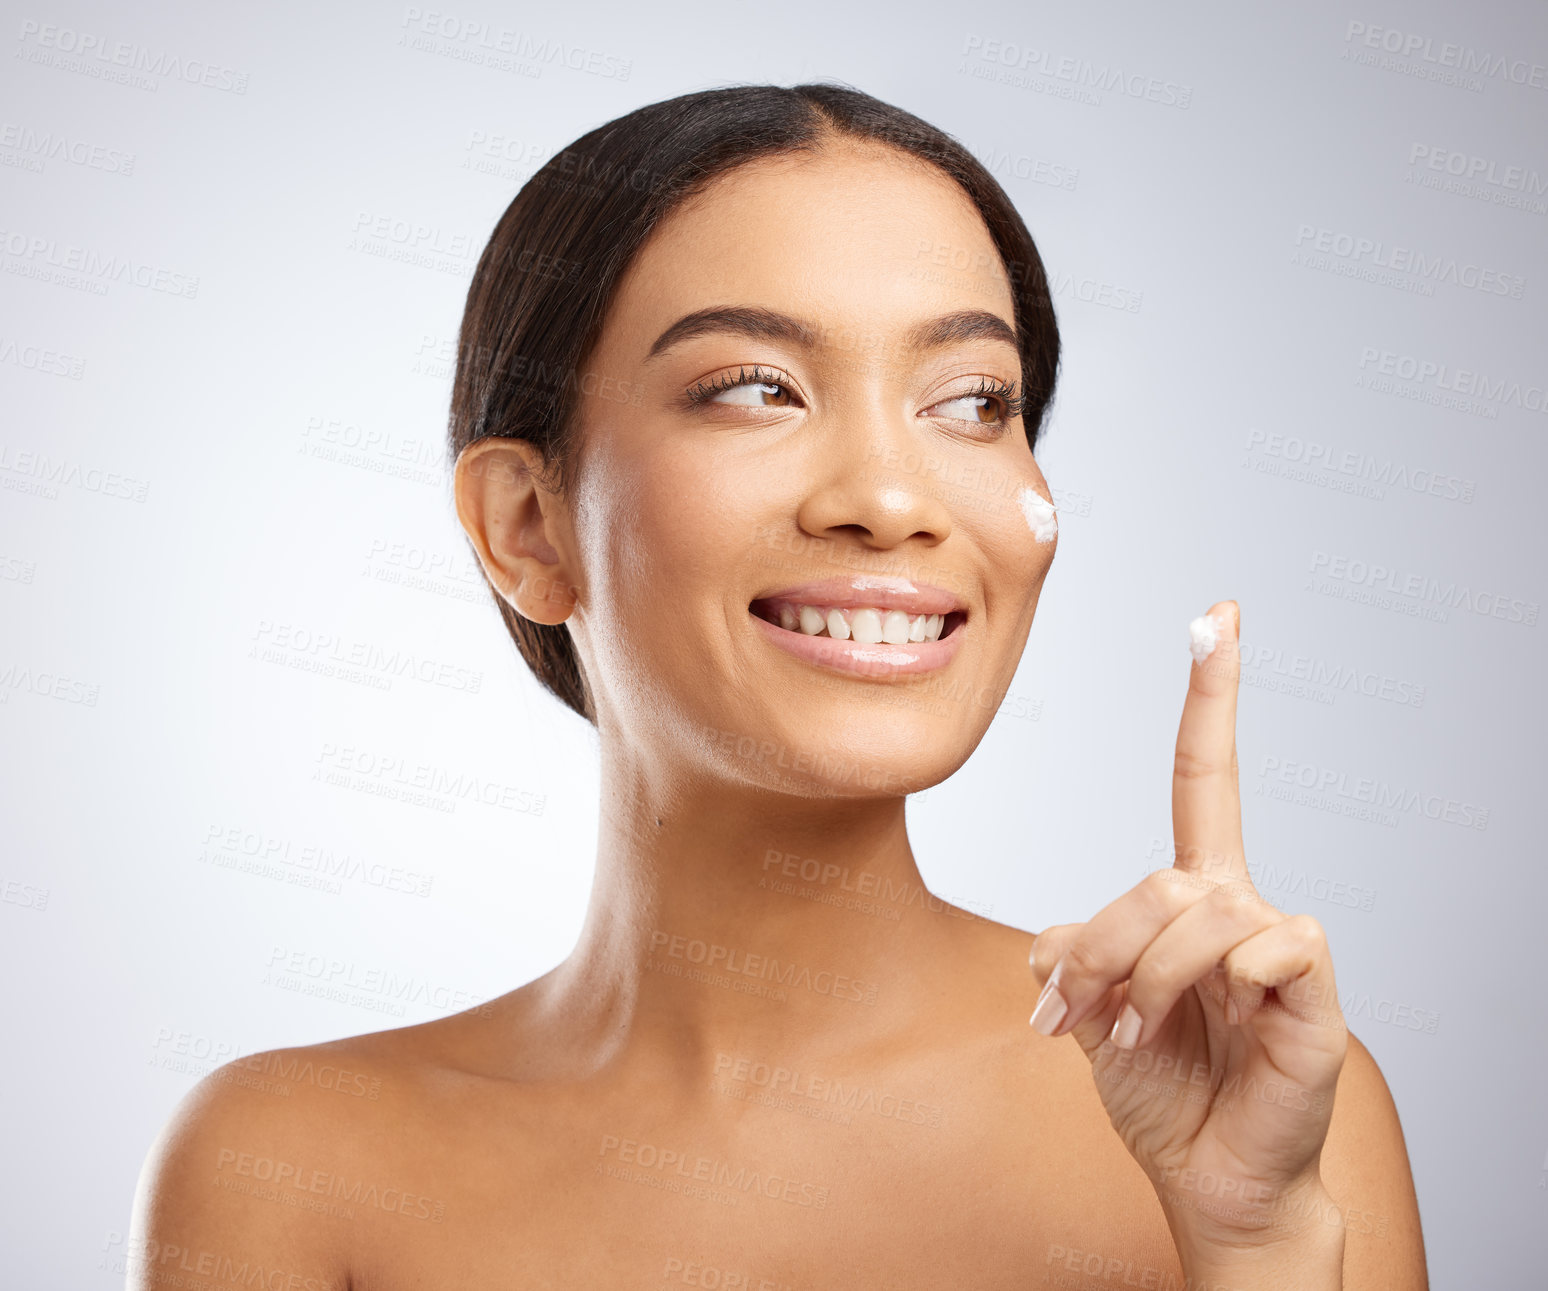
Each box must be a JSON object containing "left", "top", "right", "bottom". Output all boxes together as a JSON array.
[
  {"left": 959, "top": 476, "right": 1059, "bottom": 578},
  {"left": 1015, "top": 484, "right": 1059, "bottom": 545},
  {"left": 586, "top": 448, "right": 747, "bottom": 634}
]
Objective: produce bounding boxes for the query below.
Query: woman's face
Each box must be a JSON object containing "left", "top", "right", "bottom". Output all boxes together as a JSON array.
[{"left": 555, "top": 138, "right": 1057, "bottom": 797}]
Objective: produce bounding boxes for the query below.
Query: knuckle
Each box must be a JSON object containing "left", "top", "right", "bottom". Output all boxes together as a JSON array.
[
  {"left": 1251, "top": 892, "right": 1286, "bottom": 920},
  {"left": 1208, "top": 876, "right": 1268, "bottom": 915},
  {"left": 1031, "top": 923, "right": 1080, "bottom": 976},
  {"left": 1283, "top": 912, "right": 1327, "bottom": 951},
  {"left": 1132, "top": 952, "right": 1169, "bottom": 992},
  {"left": 1173, "top": 841, "right": 1230, "bottom": 873},
  {"left": 1140, "top": 868, "right": 1190, "bottom": 910},
  {"left": 1204, "top": 883, "right": 1243, "bottom": 914},
  {"left": 1233, "top": 879, "right": 1275, "bottom": 912},
  {"left": 1222, "top": 951, "right": 1268, "bottom": 992},
  {"left": 1060, "top": 937, "right": 1105, "bottom": 979},
  {"left": 1172, "top": 748, "right": 1220, "bottom": 781}
]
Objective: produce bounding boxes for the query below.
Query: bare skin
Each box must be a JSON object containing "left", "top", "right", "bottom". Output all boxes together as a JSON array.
[{"left": 128, "top": 137, "right": 1426, "bottom": 1289}]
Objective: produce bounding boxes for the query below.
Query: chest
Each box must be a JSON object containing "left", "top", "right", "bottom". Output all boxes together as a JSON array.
[{"left": 341, "top": 1055, "right": 1187, "bottom": 1289}]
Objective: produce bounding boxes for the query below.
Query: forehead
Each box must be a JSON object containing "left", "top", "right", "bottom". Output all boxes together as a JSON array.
[{"left": 603, "top": 139, "right": 1017, "bottom": 359}]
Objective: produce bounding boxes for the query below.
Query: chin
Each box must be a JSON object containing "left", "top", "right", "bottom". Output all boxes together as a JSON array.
[{"left": 698, "top": 695, "right": 983, "bottom": 800}]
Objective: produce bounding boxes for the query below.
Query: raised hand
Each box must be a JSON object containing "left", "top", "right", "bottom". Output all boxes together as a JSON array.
[{"left": 1027, "top": 601, "right": 1349, "bottom": 1271}]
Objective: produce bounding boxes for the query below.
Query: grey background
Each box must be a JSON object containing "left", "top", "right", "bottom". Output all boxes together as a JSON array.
[{"left": 2, "top": 0, "right": 1544, "bottom": 1283}]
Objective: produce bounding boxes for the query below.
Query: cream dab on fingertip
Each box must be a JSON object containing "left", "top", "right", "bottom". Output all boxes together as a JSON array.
[
  {"left": 1017, "top": 486, "right": 1058, "bottom": 542},
  {"left": 1187, "top": 611, "right": 1229, "bottom": 664}
]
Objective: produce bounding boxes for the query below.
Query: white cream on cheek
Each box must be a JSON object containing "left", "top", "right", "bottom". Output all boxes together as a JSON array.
[
  {"left": 1017, "top": 486, "right": 1058, "bottom": 542},
  {"left": 1188, "top": 611, "right": 1229, "bottom": 664}
]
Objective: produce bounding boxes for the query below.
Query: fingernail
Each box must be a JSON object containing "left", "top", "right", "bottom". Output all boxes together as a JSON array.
[
  {"left": 1110, "top": 1003, "right": 1142, "bottom": 1049},
  {"left": 1226, "top": 998, "right": 1241, "bottom": 1026},
  {"left": 1029, "top": 982, "right": 1068, "bottom": 1035},
  {"left": 1027, "top": 934, "right": 1039, "bottom": 967}
]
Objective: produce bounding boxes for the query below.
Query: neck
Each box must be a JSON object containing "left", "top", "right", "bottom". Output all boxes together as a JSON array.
[{"left": 537, "top": 736, "right": 980, "bottom": 1081}]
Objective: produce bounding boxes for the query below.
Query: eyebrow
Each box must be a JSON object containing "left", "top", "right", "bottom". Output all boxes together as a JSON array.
[{"left": 643, "top": 305, "right": 1020, "bottom": 363}]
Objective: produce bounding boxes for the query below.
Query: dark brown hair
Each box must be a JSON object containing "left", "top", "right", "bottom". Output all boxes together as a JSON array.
[{"left": 447, "top": 81, "right": 1062, "bottom": 725}]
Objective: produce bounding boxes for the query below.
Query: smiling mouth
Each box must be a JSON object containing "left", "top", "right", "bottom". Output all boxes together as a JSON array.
[{"left": 749, "top": 598, "right": 967, "bottom": 644}]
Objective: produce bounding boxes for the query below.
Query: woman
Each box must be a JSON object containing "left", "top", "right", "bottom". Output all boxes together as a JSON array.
[{"left": 129, "top": 83, "right": 1427, "bottom": 1288}]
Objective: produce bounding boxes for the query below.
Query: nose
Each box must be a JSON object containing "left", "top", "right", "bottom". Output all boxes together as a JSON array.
[{"left": 794, "top": 399, "right": 955, "bottom": 550}]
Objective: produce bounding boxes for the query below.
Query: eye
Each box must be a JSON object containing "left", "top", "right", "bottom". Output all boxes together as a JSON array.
[
  {"left": 718, "top": 381, "right": 792, "bottom": 408},
  {"left": 685, "top": 365, "right": 799, "bottom": 409},
  {"left": 930, "top": 393, "right": 1001, "bottom": 425},
  {"left": 925, "top": 377, "right": 1027, "bottom": 431}
]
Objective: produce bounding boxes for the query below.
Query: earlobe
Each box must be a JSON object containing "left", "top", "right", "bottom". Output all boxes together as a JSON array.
[
  {"left": 514, "top": 570, "right": 580, "bottom": 625},
  {"left": 452, "top": 438, "right": 580, "bottom": 627}
]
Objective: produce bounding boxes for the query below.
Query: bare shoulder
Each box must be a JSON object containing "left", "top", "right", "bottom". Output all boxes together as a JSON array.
[
  {"left": 931, "top": 905, "right": 1144, "bottom": 1131},
  {"left": 942, "top": 909, "right": 1193, "bottom": 1274},
  {"left": 1318, "top": 1029, "right": 1430, "bottom": 1286},
  {"left": 127, "top": 1040, "right": 367, "bottom": 1290},
  {"left": 126, "top": 998, "right": 532, "bottom": 1290}
]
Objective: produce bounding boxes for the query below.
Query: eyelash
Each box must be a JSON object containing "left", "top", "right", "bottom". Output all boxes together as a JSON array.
[
  {"left": 684, "top": 364, "right": 790, "bottom": 407},
  {"left": 683, "top": 366, "right": 1029, "bottom": 431}
]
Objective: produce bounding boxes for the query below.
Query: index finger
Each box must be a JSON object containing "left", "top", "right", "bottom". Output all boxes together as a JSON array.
[{"left": 1172, "top": 599, "right": 1247, "bottom": 882}]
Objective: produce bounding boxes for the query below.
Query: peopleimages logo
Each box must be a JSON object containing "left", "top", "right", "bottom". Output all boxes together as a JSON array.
[
  {"left": 1355, "top": 347, "right": 1547, "bottom": 414},
  {"left": 0, "top": 124, "right": 136, "bottom": 175},
  {"left": 263, "top": 946, "right": 496, "bottom": 1017},
  {"left": 598, "top": 1134, "right": 830, "bottom": 1209},
  {"left": 214, "top": 1148, "right": 445, "bottom": 1221},
  {"left": 1259, "top": 756, "right": 1490, "bottom": 831},
  {"left": 202, "top": 823, "right": 435, "bottom": 898},
  {"left": 1245, "top": 428, "right": 1476, "bottom": 504},
  {"left": 648, "top": 930, "right": 878, "bottom": 1005},
  {"left": 0, "top": 228, "right": 199, "bottom": 297},
  {"left": 1409, "top": 144, "right": 1547, "bottom": 195},
  {"left": 714, "top": 1052, "right": 944, "bottom": 1127},
  {"left": 1343, "top": 21, "right": 1548, "bottom": 91},
  {"left": 959, "top": 34, "right": 1193, "bottom": 108},
  {"left": 15, "top": 20, "right": 251, "bottom": 93},
  {"left": 1310, "top": 550, "right": 1539, "bottom": 626},
  {"left": 1292, "top": 224, "right": 1526, "bottom": 298}
]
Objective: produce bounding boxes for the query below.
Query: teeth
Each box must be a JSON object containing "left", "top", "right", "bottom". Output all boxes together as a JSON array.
[{"left": 767, "top": 603, "right": 952, "bottom": 643}]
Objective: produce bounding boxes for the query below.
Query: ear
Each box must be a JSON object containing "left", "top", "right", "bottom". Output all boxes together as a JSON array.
[{"left": 453, "top": 438, "right": 580, "bottom": 626}]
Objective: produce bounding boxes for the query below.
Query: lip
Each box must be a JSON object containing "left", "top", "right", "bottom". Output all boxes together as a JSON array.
[
  {"left": 748, "top": 588, "right": 968, "bottom": 679},
  {"left": 749, "top": 610, "right": 966, "bottom": 677},
  {"left": 749, "top": 576, "right": 965, "bottom": 618}
]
